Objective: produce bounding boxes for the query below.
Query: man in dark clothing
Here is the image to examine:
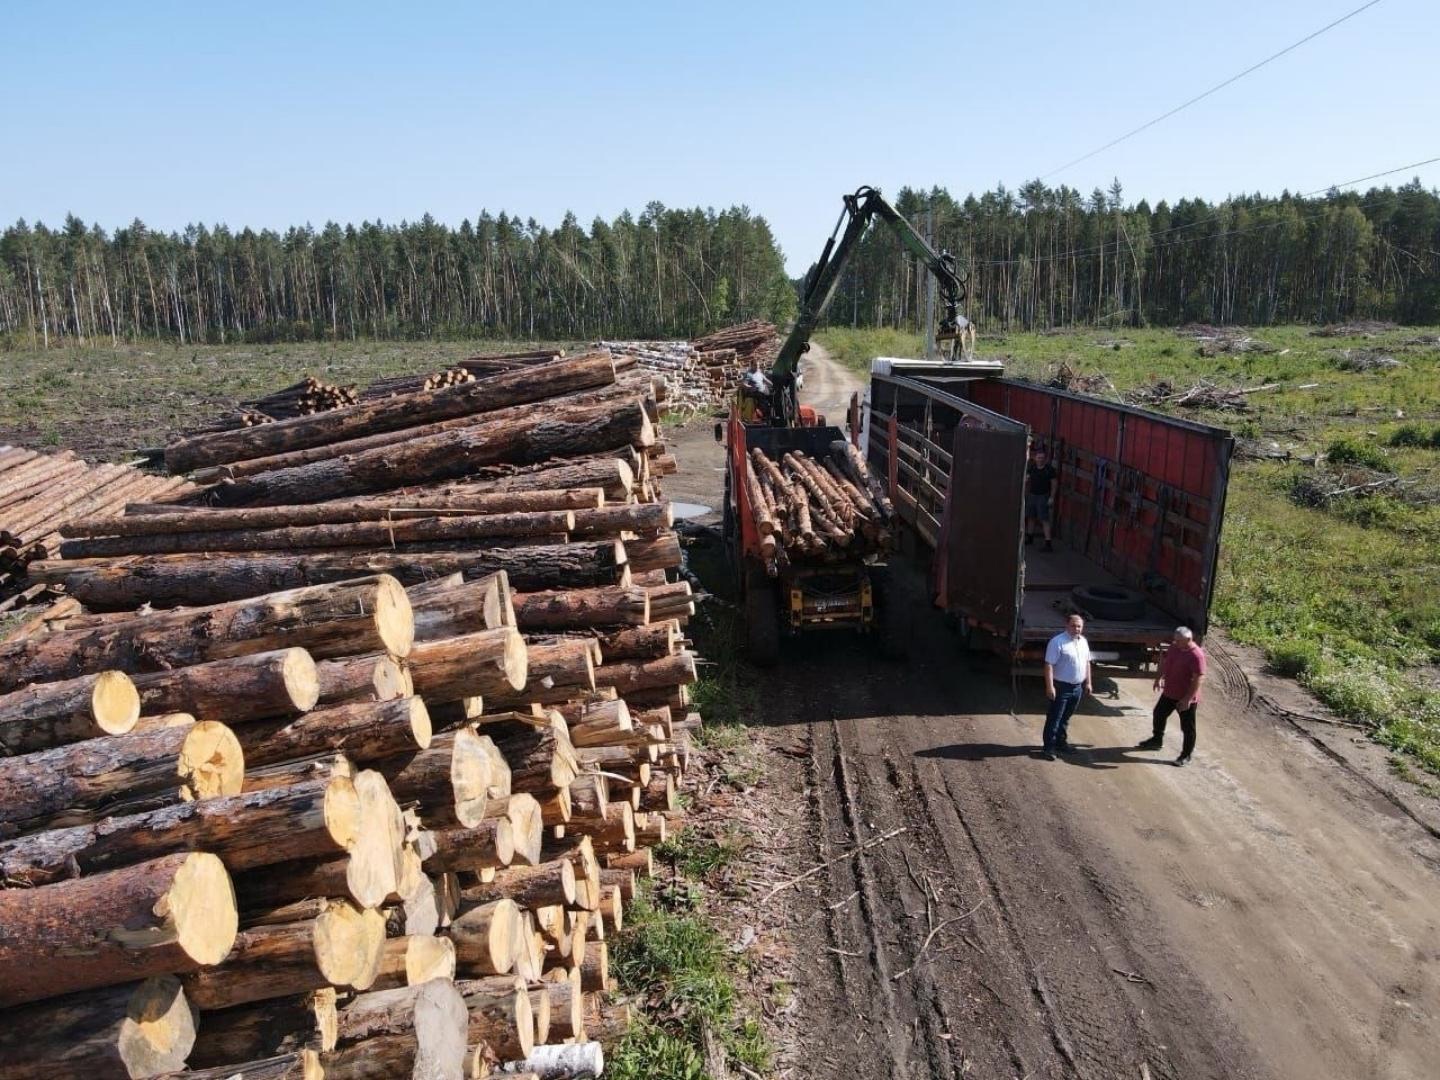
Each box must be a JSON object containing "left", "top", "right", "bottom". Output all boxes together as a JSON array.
[
  {"left": 1025, "top": 445, "right": 1057, "bottom": 552},
  {"left": 1138, "top": 626, "right": 1207, "bottom": 766}
]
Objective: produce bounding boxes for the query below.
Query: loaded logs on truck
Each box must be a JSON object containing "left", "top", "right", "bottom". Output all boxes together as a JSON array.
[
  {"left": 0, "top": 349, "right": 703, "bottom": 1078},
  {"left": 745, "top": 440, "right": 894, "bottom": 567}
]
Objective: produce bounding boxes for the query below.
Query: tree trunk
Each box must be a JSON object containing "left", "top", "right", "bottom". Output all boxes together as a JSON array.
[
  {"left": 424, "top": 818, "right": 514, "bottom": 874},
  {"left": 315, "top": 652, "right": 411, "bottom": 704},
  {"left": 405, "top": 627, "right": 527, "bottom": 702},
  {"left": 130, "top": 648, "right": 319, "bottom": 722},
  {"left": 163, "top": 1050, "right": 322, "bottom": 1079},
  {"left": 69, "top": 488, "right": 605, "bottom": 538},
  {"left": 369, "top": 934, "right": 455, "bottom": 993},
  {"left": 461, "top": 858, "right": 575, "bottom": 909},
  {"left": 333, "top": 979, "right": 469, "bottom": 1080},
  {"left": 0, "top": 669, "right": 140, "bottom": 754},
  {"left": 34, "top": 542, "right": 627, "bottom": 608},
  {"left": 204, "top": 397, "right": 654, "bottom": 507},
  {"left": 489, "top": 716, "right": 577, "bottom": 795},
  {"left": 183, "top": 901, "right": 386, "bottom": 1010},
  {"left": 0, "top": 976, "right": 197, "bottom": 1079},
  {"left": 0, "top": 853, "right": 235, "bottom": 1006},
  {"left": 0, "top": 772, "right": 398, "bottom": 901},
  {"left": 568, "top": 501, "right": 673, "bottom": 538},
  {"left": 446, "top": 897, "right": 519, "bottom": 977},
  {"left": 593, "top": 619, "right": 680, "bottom": 660},
  {"left": 58, "top": 509, "right": 577, "bottom": 559},
  {"left": 164, "top": 352, "right": 617, "bottom": 473},
  {"left": 0, "top": 719, "right": 244, "bottom": 837},
  {"left": 455, "top": 976, "right": 535, "bottom": 1062},
  {"left": 511, "top": 584, "right": 650, "bottom": 630},
  {"left": 485, "top": 793, "right": 544, "bottom": 867},
  {"left": 373, "top": 728, "right": 497, "bottom": 829},
  {"left": 594, "top": 651, "right": 697, "bottom": 695},
  {"left": 0, "top": 576, "right": 413, "bottom": 693},
  {"left": 319, "top": 1030, "right": 466, "bottom": 1080},
  {"left": 186, "top": 989, "right": 337, "bottom": 1067},
  {"left": 624, "top": 532, "right": 682, "bottom": 572},
  {"left": 235, "top": 697, "right": 431, "bottom": 769}
]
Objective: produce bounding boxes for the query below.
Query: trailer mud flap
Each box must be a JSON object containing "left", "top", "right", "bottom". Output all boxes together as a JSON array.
[{"left": 935, "top": 424, "right": 1028, "bottom": 647}]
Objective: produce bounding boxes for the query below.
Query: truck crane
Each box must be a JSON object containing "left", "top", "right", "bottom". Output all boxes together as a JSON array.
[
  {"left": 760, "top": 184, "right": 974, "bottom": 429},
  {"left": 719, "top": 185, "right": 975, "bottom": 661}
]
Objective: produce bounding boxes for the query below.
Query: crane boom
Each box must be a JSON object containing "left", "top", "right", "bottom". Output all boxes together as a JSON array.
[{"left": 768, "top": 186, "right": 971, "bottom": 425}]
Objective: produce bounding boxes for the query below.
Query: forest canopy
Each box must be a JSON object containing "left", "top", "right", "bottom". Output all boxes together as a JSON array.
[
  {"left": 0, "top": 203, "right": 796, "bottom": 346},
  {"left": 2, "top": 179, "right": 1437, "bottom": 347}
]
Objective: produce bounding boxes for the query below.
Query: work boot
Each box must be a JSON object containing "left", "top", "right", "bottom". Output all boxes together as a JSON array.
[
  {"left": 1136, "top": 736, "right": 1164, "bottom": 751},
  {"left": 1174, "top": 754, "right": 1191, "bottom": 768},
  {"left": 1037, "top": 748, "right": 1057, "bottom": 761}
]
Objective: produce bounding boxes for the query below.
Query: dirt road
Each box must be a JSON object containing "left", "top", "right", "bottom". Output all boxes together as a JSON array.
[{"left": 671, "top": 347, "right": 1440, "bottom": 1080}]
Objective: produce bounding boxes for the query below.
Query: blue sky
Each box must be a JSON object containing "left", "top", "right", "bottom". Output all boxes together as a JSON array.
[{"left": 1, "top": 0, "right": 1435, "bottom": 272}]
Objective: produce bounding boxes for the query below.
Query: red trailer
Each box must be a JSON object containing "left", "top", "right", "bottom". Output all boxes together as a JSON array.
[{"left": 859, "top": 362, "right": 1234, "bottom": 668}]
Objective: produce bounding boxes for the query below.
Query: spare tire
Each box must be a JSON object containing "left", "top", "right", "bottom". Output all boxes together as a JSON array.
[{"left": 1071, "top": 584, "right": 1147, "bottom": 621}]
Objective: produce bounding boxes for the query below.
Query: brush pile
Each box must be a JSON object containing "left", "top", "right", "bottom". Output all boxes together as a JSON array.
[
  {"left": 2, "top": 350, "right": 699, "bottom": 1079},
  {"left": 1125, "top": 379, "right": 1266, "bottom": 411},
  {"left": 1311, "top": 320, "right": 1397, "bottom": 338},
  {"left": 744, "top": 440, "right": 893, "bottom": 570},
  {"left": 1334, "top": 348, "right": 1401, "bottom": 372},
  {"left": 0, "top": 448, "right": 194, "bottom": 598}
]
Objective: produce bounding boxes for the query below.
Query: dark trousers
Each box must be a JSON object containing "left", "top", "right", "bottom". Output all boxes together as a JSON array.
[
  {"left": 1044, "top": 681, "right": 1084, "bottom": 750},
  {"left": 1153, "top": 695, "right": 1197, "bottom": 756}
]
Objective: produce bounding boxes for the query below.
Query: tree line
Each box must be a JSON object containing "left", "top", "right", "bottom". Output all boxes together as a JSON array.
[
  {"left": 818, "top": 179, "right": 1440, "bottom": 331},
  {"left": 0, "top": 204, "right": 797, "bottom": 346}
]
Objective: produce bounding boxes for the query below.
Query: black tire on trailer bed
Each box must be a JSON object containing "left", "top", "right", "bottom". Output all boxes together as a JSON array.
[
  {"left": 872, "top": 567, "right": 911, "bottom": 661},
  {"left": 1071, "top": 584, "right": 1146, "bottom": 621},
  {"left": 745, "top": 569, "right": 781, "bottom": 666}
]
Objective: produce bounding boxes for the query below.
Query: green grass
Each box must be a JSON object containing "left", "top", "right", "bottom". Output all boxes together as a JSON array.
[
  {"left": 0, "top": 338, "right": 565, "bottom": 461},
  {"left": 608, "top": 889, "right": 771, "bottom": 1079},
  {"left": 819, "top": 324, "right": 1440, "bottom": 775}
]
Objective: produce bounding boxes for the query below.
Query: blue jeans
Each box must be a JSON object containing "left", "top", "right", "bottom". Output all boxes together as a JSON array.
[{"left": 1043, "top": 681, "right": 1084, "bottom": 750}]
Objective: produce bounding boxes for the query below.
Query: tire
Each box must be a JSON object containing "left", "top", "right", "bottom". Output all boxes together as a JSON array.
[
  {"left": 872, "top": 568, "right": 911, "bottom": 661},
  {"left": 744, "top": 571, "right": 781, "bottom": 666},
  {"left": 1071, "top": 584, "right": 1146, "bottom": 621}
]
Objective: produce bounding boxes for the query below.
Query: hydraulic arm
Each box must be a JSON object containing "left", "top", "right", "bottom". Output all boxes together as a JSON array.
[{"left": 769, "top": 186, "right": 971, "bottom": 425}]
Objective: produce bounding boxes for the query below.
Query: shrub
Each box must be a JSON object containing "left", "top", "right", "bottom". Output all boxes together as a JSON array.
[
  {"left": 1387, "top": 423, "right": 1440, "bottom": 449},
  {"left": 1325, "top": 437, "right": 1391, "bottom": 471},
  {"left": 1269, "top": 639, "right": 1319, "bottom": 678}
]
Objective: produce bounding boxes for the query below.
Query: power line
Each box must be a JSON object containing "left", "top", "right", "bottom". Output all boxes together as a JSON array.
[
  {"left": 1300, "top": 156, "right": 1440, "bottom": 197},
  {"left": 1039, "top": 0, "right": 1387, "bottom": 181}
]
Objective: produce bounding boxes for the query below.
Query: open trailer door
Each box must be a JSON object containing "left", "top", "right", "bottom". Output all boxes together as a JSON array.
[{"left": 936, "top": 423, "right": 1029, "bottom": 647}]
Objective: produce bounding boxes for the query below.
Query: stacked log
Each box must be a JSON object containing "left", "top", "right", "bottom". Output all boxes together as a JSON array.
[
  {"left": 240, "top": 378, "right": 359, "bottom": 420},
  {"left": 358, "top": 368, "right": 476, "bottom": 402},
  {"left": 0, "top": 447, "right": 195, "bottom": 599},
  {"left": 745, "top": 440, "right": 894, "bottom": 571},
  {"left": 0, "top": 350, "right": 699, "bottom": 1076}
]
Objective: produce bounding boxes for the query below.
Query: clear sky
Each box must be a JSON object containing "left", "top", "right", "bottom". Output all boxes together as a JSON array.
[{"left": 1, "top": 0, "right": 1436, "bottom": 273}]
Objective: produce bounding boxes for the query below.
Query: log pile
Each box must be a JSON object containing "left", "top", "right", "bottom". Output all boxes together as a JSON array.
[
  {"left": 690, "top": 319, "right": 780, "bottom": 369},
  {"left": 599, "top": 340, "right": 744, "bottom": 418},
  {"left": 0, "top": 350, "right": 702, "bottom": 1077},
  {"left": 0, "top": 447, "right": 195, "bottom": 599},
  {"left": 359, "top": 369, "right": 477, "bottom": 402},
  {"left": 240, "top": 378, "right": 360, "bottom": 421},
  {"left": 744, "top": 440, "right": 893, "bottom": 570}
]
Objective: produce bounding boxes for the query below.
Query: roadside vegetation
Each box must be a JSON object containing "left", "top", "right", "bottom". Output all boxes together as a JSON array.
[{"left": 820, "top": 324, "right": 1440, "bottom": 774}]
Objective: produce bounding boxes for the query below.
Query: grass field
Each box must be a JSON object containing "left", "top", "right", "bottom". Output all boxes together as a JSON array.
[
  {"left": 0, "top": 339, "right": 564, "bottom": 460},
  {"left": 820, "top": 324, "right": 1440, "bottom": 774}
]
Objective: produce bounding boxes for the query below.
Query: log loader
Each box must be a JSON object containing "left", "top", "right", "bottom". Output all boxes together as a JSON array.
[{"left": 718, "top": 186, "right": 974, "bottom": 662}]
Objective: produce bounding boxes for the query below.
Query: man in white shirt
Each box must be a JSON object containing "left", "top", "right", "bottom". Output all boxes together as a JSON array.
[{"left": 1041, "top": 613, "right": 1092, "bottom": 760}]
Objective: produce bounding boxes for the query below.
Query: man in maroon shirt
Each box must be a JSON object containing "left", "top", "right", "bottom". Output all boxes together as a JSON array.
[{"left": 1137, "top": 627, "right": 1206, "bottom": 766}]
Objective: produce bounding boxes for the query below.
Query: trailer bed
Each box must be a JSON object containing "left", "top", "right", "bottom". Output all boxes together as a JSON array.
[{"left": 1020, "top": 546, "right": 1177, "bottom": 644}]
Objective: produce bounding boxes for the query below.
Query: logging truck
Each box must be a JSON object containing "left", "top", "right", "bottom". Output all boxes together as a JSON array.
[{"left": 855, "top": 358, "right": 1235, "bottom": 670}]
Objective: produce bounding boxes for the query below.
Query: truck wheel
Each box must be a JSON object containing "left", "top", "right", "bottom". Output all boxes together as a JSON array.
[
  {"left": 744, "top": 572, "right": 781, "bottom": 666},
  {"left": 1071, "top": 584, "right": 1146, "bottom": 621},
  {"left": 872, "top": 569, "right": 911, "bottom": 661}
]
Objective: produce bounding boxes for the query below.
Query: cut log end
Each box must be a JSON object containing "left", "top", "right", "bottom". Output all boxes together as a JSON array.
[
  {"left": 282, "top": 646, "right": 322, "bottom": 711},
  {"left": 407, "top": 696, "right": 434, "bottom": 750},
  {"left": 171, "top": 851, "right": 241, "bottom": 966},
  {"left": 122, "top": 976, "right": 200, "bottom": 1078},
  {"left": 313, "top": 901, "right": 387, "bottom": 990},
  {"left": 375, "top": 574, "right": 416, "bottom": 659},
  {"left": 179, "top": 720, "right": 247, "bottom": 801},
  {"left": 94, "top": 669, "right": 142, "bottom": 735}
]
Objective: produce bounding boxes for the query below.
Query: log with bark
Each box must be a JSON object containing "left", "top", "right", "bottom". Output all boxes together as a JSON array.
[
  {"left": 0, "top": 852, "right": 236, "bottom": 1006},
  {"left": 333, "top": 978, "right": 469, "bottom": 1080},
  {"left": 187, "top": 989, "right": 338, "bottom": 1067},
  {"left": 408, "top": 571, "right": 509, "bottom": 640},
  {"left": 447, "top": 897, "right": 520, "bottom": 977},
  {"left": 234, "top": 696, "right": 432, "bottom": 770},
  {"left": 0, "top": 772, "right": 401, "bottom": 901},
  {"left": 369, "top": 934, "right": 456, "bottom": 993},
  {"left": 202, "top": 396, "right": 654, "bottom": 507},
  {"left": 163, "top": 1050, "right": 323, "bottom": 1079},
  {"left": 423, "top": 818, "right": 515, "bottom": 875},
  {"left": 373, "top": 727, "right": 499, "bottom": 829},
  {"left": 0, "top": 976, "right": 198, "bottom": 1079},
  {"left": 405, "top": 627, "right": 528, "bottom": 702},
  {"left": 0, "top": 717, "right": 244, "bottom": 836},
  {"left": 455, "top": 975, "right": 535, "bottom": 1062},
  {"left": 182, "top": 901, "right": 387, "bottom": 1010},
  {"left": 164, "top": 352, "right": 618, "bottom": 474},
  {"left": 0, "top": 669, "right": 140, "bottom": 754},
  {"left": 0, "top": 575, "right": 413, "bottom": 693},
  {"left": 130, "top": 648, "right": 320, "bottom": 722},
  {"left": 315, "top": 652, "right": 411, "bottom": 704}
]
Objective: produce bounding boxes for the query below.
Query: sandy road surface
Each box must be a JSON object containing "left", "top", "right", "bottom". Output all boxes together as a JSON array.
[{"left": 669, "top": 348, "right": 1440, "bottom": 1079}]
